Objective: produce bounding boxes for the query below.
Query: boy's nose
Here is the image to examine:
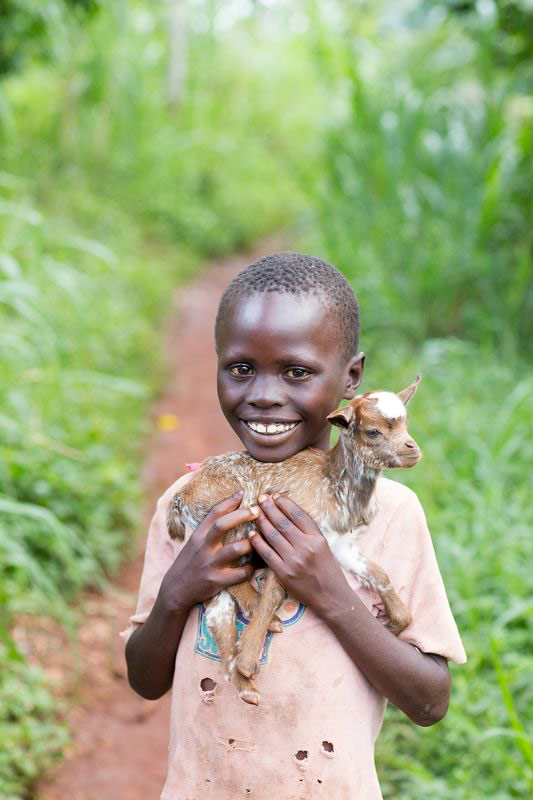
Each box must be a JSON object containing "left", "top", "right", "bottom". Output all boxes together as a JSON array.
[{"left": 246, "top": 376, "right": 286, "bottom": 407}]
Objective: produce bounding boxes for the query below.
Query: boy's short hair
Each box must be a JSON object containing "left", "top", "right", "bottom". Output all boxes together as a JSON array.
[{"left": 215, "top": 251, "right": 360, "bottom": 362}]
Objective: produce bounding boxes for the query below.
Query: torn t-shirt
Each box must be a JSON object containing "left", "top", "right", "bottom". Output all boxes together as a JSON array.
[{"left": 121, "top": 470, "right": 466, "bottom": 800}]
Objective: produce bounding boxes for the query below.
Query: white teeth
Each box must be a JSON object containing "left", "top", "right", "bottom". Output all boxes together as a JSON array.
[{"left": 246, "top": 421, "right": 298, "bottom": 435}]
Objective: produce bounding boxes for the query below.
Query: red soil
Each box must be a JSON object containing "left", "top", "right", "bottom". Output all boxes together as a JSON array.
[{"left": 36, "top": 241, "right": 279, "bottom": 800}]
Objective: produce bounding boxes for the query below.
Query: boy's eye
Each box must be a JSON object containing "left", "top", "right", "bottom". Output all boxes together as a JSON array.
[
  {"left": 284, "top": 367, "right": 311, "bottom": 380},
  {"left": 365, "top": 428, "right": 381, "bottom": 438},
  {"left": 229, "top": 364, "right": 254, "bottom": 377}
]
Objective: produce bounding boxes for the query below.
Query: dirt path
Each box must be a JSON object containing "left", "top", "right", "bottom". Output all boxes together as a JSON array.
[{"left": 36, "top": 240, "right": 279, "bottom": 800}]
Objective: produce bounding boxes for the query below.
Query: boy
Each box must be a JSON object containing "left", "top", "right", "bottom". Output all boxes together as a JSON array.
[{"left": 123, "top": 252, "right": 466, "bottom": 799}]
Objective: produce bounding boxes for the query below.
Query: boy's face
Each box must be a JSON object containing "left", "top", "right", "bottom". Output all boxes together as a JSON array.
[{"left": 217, "top": 292, "right": 365, "bottom": 462}]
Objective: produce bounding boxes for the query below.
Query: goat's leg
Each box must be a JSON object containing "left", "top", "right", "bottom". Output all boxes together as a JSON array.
[
  {"left": 228, "top": 581, "right": 283, "bottom": 633},
  {"left": 167, "top": 485, "right": 212, "bottom": 541},
  {"left": 167, "top": 474, "right": 242, "bottom": 541},
  {"left": 358, "top": 559, "right": 412, "bottom": 635},
  {"left": 231, "top": 667, "right": 261, "bottom": 706},
  {"left": 331, "top": 539, "right": 411, "bottom": 635},
  {"left": 204, "top": 590, "right": 260, "bottom": 705},
  {"left": 235, "top": 570, "right": 286, "bottom": 680}
]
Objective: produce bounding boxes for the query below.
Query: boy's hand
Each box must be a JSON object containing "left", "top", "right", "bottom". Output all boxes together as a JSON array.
[
  {"left": 248, "top": 494, "right": 351, "bottom": 615},
  {"left": 160, "top": 492, "right": 257, "bottom": 613}
]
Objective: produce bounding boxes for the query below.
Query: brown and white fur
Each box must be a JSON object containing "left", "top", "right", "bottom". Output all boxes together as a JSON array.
[{"left": 167, "top": 375, "right": 422, "bottom": 705}]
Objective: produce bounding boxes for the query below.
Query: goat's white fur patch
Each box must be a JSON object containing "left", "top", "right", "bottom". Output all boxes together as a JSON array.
[
  {"left": 368, "top": 391, "right": 406, "bottom": 419},
  {"left": 322, "top": 526, "right": 368, "bottom": 577},
  {"left": 205, "top": 590, "right": 235, "bottom": 632}
]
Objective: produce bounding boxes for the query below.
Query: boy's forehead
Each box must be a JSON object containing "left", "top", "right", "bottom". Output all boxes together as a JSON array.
[
  {"left": 218, "top": 292, "right": 339, "bottom": 362},
  {"left": 218, "top": 292, "right": 338, "bottom": 353}
]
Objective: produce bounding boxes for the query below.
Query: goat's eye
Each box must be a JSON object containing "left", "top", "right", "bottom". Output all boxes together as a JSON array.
[
  {"left": 229, "top": 364, "right": 254, "bottom": 377},
  {"left": 365, "top": 428, "right": 381, "bottom": 438}
]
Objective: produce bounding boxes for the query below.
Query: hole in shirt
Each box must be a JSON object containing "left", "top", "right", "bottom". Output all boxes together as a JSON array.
[
  {"left": 295, "top": 750, "right": 308, "bottom": 761},
  {"left": 228, "top": 738, "right": 235, "bottom": 745},
  {"left": 322, "top": 741, "right": 334, "bottom": 753},
  {"left": 200, "top": 678, "right": 217, "bottom": 692},
  {"left": 317, "top": 779, "right": 322, "bottom": 784}
]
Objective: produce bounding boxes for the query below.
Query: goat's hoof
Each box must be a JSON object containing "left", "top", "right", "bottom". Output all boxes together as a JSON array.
[
  {"left": 386, "top": 614, "right": 411, "bottom": 637},
  {"left": 268, "top": 615, "right": 283, "bottom": 633},
  {"left": 239, "top": 687, "right": 260, "bottom": 705},
  {"left": 235, "top": 655, "right": 260, "bottom": 680}
]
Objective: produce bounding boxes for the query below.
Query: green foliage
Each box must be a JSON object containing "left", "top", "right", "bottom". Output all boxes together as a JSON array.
[
  {"left": 304, "top": 0, "right": 532, "bottom": 357},
  {"left": 1, "top": 2, "right": 311, "bottom": 255},
  {"left": 0, "top": 644, "right": 69, "bottom": 799},
  {"left": 0, "top": 0, "right": 95, "bottom": 76},
  {"left": 0, "top": 180, "right": 178, "bottom": 796},
  {"left": 0, "top": 184, "right": 164, "bottom": 617}
]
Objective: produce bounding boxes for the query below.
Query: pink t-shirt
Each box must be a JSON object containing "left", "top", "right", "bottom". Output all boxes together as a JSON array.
[{"left": 122, "top": 469, "right": 466, "bottom": 800}]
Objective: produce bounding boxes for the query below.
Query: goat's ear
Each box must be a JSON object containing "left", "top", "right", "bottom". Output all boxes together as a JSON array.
[
  {"left": 327, "top": 404, "right": 355, "bottom": 428},
  {"left": 397, "top": 373, "right": 422, "bottom": 406}
]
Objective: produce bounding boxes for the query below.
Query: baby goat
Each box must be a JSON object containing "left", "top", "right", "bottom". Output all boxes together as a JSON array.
[{"left": 167, "top": 375, "right": 422, "bottom": 705}]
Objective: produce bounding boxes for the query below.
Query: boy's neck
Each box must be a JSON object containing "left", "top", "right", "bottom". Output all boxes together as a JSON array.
[{"left": 312, "top": 427, "right": 335, "bottom": 452}]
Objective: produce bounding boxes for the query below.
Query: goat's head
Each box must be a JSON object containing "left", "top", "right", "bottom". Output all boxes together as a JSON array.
[{"left": 327, "top": 374, "right": 422, "bottom": 470}]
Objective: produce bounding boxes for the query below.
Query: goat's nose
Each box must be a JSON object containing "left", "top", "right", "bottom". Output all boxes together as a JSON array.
[{"left": 405, "top": 439, "right": 417, "bottom": 449}]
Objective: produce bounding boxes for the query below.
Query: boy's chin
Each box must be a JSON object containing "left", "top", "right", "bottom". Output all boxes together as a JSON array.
[{"left": 244, "top": 441, "right": 301, "bottom": 463}]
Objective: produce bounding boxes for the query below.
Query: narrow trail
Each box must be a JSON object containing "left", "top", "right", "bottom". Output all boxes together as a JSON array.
[{"left": 37, "top": 240, "right": 279, "bottom": 800}]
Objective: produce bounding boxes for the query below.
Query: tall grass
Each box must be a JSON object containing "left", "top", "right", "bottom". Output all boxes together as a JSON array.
[{"left": 304, "top": 5, "right": 531, "bottom": 357}]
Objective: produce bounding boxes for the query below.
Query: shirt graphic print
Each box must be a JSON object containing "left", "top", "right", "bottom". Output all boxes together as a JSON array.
[{"left": 194, "top": 593, "right": 306, "bottom": 664}]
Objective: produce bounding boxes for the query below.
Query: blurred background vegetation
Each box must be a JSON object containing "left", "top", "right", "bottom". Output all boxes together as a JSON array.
[{"left": 0, "top": 1, "right": 531, "bottom": 798}]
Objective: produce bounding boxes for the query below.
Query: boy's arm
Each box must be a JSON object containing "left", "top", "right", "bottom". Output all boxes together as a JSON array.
[
  {"left": 125, "top": 493, "right": 258, "bottom": 700},
  {"left": 249, "top": 495, "right": 451, "bottom": 727}
]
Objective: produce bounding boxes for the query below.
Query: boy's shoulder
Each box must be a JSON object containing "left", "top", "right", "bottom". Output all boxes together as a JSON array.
[{"left": 374, "top": 474, "right": 422, "bottom": 521}]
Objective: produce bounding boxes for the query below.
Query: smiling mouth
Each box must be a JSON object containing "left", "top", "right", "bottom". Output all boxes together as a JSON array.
[{"left": 241, "top": 420, "right": 300, "bottom": 436}]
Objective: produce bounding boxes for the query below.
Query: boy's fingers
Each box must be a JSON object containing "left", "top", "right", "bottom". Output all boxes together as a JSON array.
[
  {"left": 214, "top": 538, "right": 253, "bottom": 566},
  {"left": 220, "top": 563, "right": 254, "bottom": 585},
  {"left": 257, "top": 495, "right": 301, "bottom": 546},
  {"left": 205, "top": 491, "right": 244, "bottom": 520},
  {"left": 248, "top": 530, "right": 284, "bottom": 574},
  {"left": 255, "top": 510, "right": 294, "bottom": 558},
  {"left": 204, "top": 505, "right": 259, "bottom": 544},
  {"left": 273, "top": 495, "right": 318, "bottom": 534}
]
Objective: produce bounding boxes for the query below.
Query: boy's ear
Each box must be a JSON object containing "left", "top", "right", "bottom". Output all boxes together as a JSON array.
[
  {"left": 327, "top": 404, "right": 355, "bottom": 428},
  {"left": 397, "top": 373, "right": 422, "bottom": 406},
  {"left": 343, "top": 352, "right": 365, "bottom": 399}
]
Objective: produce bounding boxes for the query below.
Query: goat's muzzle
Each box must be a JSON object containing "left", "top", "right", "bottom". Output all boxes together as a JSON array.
[{"left": 397, "top": 442, "right": 421, "bottom": 467}]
